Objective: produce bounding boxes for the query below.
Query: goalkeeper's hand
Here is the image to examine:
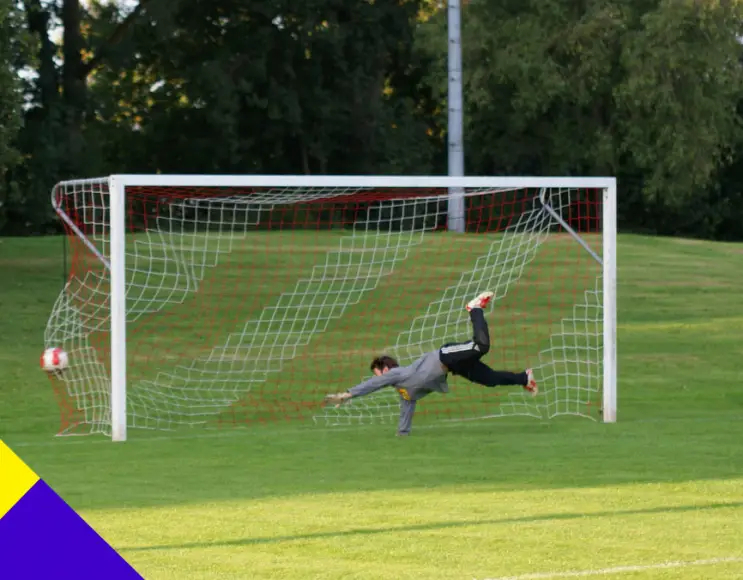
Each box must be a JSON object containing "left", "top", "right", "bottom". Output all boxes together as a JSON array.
[{"left": 324, "top": 392, "right": 352, "bottom": 408}]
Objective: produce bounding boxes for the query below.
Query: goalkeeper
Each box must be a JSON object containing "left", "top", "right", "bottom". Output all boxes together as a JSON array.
[{"left": 324, "top": 291, "right": 538, "bottom": 436}]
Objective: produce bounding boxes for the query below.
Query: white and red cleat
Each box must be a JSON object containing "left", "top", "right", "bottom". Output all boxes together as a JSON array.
[
  {"left": 524, "top": 368, "right": 538, "bottom": 396},
  {"left": 466, "top": 291, "right": 494, "bottom": 312}
]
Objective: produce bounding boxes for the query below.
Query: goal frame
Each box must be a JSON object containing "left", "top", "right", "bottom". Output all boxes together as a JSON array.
[{"left": 54, "top": 174, "right": 617, "bottom": 442}]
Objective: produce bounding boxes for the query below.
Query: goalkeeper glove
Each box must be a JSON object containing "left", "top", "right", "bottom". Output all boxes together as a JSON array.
[{"left": 324, "top": 392, "right": 352, "bottom": 408}]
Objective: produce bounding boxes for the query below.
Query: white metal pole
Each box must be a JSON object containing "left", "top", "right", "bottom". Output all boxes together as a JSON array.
[
  {"left": 602, "top": 181, "right": 618, "bottom": 422},
  {"left": 447, "top": 0, "right": 465, "bottom": 233},
  {"left": 109, "top": 175, "right": 128, "bottom": 441}
]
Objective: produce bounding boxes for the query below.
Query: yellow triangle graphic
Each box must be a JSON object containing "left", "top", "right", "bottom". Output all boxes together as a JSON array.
[{"left": 0, "top": 440, "right": 40, "bottom": 520}]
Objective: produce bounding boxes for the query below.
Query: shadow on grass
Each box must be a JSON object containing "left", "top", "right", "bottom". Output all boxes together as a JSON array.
[{"left": 119, "top": 500, "right": 743, "bottom": 553}]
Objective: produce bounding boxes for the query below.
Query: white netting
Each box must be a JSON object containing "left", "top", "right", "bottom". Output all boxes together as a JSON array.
[
  {"left": 316, "top": 189, "right": 603, "bottom": 426},
  {"left": 45, "top": 180, "right": 604, "bottom": 435}
]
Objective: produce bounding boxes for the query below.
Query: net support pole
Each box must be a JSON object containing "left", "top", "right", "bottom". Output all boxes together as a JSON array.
[
  {"left": 447, "top": 0, "right": 465, "bottom": 233},
  {"left": 109, "top": 175, "right": 127, "bottom": 441},
  {"left": 602, "top": 181, "right": 618, "bottom": 423}
]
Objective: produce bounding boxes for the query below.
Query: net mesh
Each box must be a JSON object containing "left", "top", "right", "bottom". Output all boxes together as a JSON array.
[{"left": 45, "top": 181, "right": 604, "bottom": 435}]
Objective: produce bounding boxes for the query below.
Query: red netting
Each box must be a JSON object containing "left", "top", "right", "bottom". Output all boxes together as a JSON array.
[{"left": 47, "top": 184, "right": 603, "bottom": 435}]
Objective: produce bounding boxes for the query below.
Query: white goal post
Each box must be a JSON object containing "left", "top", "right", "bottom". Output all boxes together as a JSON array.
[{"left": 46, "top": 174, "right": 617, "bottom": 442}]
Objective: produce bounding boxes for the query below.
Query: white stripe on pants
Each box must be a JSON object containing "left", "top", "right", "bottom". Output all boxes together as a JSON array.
[{"left": 440, "top": 341, "right": 477, "bottom": 354}]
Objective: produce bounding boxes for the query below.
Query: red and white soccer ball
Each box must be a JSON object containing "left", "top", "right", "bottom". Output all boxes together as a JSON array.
[{"left": 40, "top": 347, "right": 69, "bottom": 373}]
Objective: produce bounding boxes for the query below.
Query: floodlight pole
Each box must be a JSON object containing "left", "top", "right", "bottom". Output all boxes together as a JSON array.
[{"left": 447, "top": 0, "right": 465, "bottom": 233}]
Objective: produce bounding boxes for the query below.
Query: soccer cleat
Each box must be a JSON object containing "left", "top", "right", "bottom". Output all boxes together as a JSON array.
[
  {"left": 524, "top": 368, "right": 538, "bottom": 396},
  {"left": 466, "top": 291, "right": 494, "bottom": 312}
]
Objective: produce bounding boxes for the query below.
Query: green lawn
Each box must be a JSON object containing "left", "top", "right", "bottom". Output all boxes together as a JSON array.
[{"left": 1, "top": 233, "right": 742, "bottom": 579}]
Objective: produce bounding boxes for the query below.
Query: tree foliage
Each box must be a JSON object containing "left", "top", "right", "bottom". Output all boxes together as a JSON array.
[
  {"left": 3, "top": 0, "right": 743, "bottom": 238},
  {"left": 0, "top": 0, "right": 26, "bottom": 231},
  {"left": 87, "top": 0, "right": 432, "bottom": 175},
  {"left": 416, "top": 0, "right": 743, "bottom": 237}
]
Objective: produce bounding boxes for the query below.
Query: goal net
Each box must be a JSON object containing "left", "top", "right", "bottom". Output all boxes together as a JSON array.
[{"left": 45, "top": 176, "right": 616, "bottom": 439}]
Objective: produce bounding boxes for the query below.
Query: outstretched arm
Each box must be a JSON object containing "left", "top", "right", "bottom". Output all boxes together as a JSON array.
[
  {"left": 324, "top": 368, "right": 406, "bottom": 407},
  {"left": 348, "top": 370, "right": 401, "bottom": 397}
]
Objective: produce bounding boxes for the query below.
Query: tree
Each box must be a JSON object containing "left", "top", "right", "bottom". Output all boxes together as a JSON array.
[
  {"left": 0, "top": 0, "right": 26, "bottom": 231},
  {"left": 6, "top": 0, "right": 743, "bottom": 239},
  {"left": 0, "top": 0, "right": 153, "bottom": 235},
  {"left": 417, "top": 0, "right": 630, "bottom": 175},
  {"left": 616, "top": 0, "right": 743, "bottom": 210},
  {"left": 415, "top": 0, "right": 743, "bottom": 237},
  {"left": 87, "top": 0, "right": 434, "bottom": 175}
]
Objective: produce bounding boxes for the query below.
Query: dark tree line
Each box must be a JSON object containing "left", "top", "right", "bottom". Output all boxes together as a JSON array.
[{"left": 1, "top": 0, "right": 743, "bottom": 239}]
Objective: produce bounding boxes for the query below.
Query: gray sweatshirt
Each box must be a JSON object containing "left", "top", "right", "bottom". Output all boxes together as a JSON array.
[{"left": 347, "top": 351, "right": 448, "bottom": 435}]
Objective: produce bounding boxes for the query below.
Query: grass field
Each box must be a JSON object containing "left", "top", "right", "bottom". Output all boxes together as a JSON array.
[{"left": 1, "top": 233, "right": 742, "bottom": 579}]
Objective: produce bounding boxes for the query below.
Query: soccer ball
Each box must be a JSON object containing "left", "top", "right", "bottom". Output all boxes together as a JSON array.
[{"left": 40, "top": 347, "right": 69, "bottom": 373}]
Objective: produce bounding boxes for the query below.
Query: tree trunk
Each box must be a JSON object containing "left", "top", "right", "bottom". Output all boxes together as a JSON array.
[
  {"left": 24, "top": 0, "right": 58, "bottom": 109},
  {"left": 62, "top": 0, "right": 86, "bottom": 173}
]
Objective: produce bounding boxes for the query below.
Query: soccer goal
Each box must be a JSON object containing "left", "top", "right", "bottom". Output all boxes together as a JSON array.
[{"left": 45, "top": 175, "right": 617, "bottom": 441}]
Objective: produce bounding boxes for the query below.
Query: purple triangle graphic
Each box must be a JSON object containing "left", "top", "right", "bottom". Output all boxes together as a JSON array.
[{"left": 0, "top": 480, "right": 142, "bottom": 579}]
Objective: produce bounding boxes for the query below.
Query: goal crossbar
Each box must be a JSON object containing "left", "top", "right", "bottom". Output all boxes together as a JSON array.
[{"left": 55, "top": 174, "right": 617, "bottom": 189}]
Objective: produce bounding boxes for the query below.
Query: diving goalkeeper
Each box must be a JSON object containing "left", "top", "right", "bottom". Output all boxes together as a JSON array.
[{"left": 323, "top": 291, "right": 538, "bottom": 436}]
